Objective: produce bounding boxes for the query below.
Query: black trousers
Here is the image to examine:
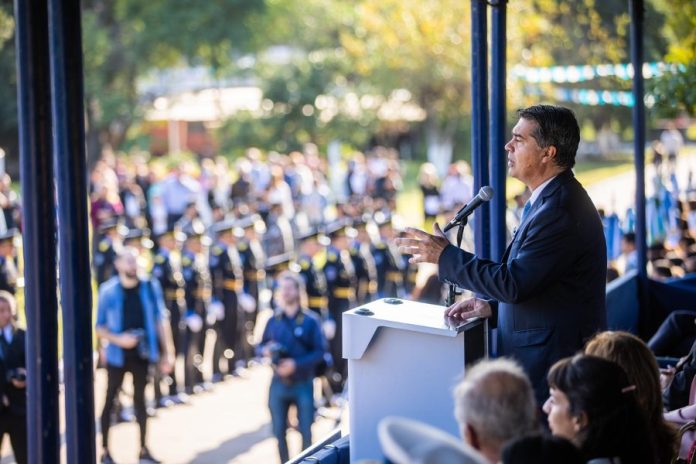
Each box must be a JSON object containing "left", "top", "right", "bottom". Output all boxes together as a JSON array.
[
  {"left": 0, "top": 411, "right": 27, "bottom": 464},
  {"left": 101, "top": 357, "right": 149, "bottom": 450}
]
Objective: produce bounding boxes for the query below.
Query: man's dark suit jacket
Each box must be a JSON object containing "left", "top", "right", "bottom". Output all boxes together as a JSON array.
[
  {"left": 439, "top": 169, "right": 607, "bottom": 403},
  {"left": 0, "top": 326, "right": 26, "bottom": 416}
]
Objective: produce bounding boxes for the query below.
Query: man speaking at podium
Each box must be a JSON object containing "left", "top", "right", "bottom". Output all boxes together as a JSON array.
[{"left": 397, "top": 105, "right": 606, "bottom": 404}]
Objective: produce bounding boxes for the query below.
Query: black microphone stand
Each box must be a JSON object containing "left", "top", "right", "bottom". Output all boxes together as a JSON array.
[{"left": 446, "top": 217, "right": 467, "bottom": 306}]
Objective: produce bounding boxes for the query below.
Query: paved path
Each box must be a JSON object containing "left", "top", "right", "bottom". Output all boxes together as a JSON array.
[{"left": 2, "top": 364, "right": 345, "bottom": 464}]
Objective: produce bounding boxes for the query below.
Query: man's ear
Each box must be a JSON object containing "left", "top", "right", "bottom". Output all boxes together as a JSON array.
[
  {"left": 543, "top": 145, "right": 558, "bottom": 163},
  {"left": 464, "top": 423, "right": 480, "bottom": 450}
]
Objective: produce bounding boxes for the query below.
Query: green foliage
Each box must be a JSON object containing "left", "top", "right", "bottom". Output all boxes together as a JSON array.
[
  {"left": 80, "top": 0, "right": 265, "bottom": 161},
  {"left": 217, "top": 50, "right": 376, "bottom": 156},
  {"left": 0, "top": 3, "right": 17, "bottom": 156},
  {"left": 648, "top": 63, "right": 696, "bottom": 118},
  {"left": 646, "top": 0, "right": 696, "bottom": 117}
]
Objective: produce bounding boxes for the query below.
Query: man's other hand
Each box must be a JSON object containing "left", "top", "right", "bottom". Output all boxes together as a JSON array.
[
  {"left": 276, "top": 359, "right": 296, "bottom": 378},
  {"left": 445, "top": 298, "right": 492, "bottom": 320},
  {"left": 117, "top": 333, "right": 140, "bottom": 349},
  {"left": 395, "top": 223, "right": 450, "bottom": 264}
]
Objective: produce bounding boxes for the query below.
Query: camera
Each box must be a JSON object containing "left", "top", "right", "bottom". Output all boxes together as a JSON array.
[
  {"left": 266, "top": 342, "right": 289, "bottom": 366},
  {"left": 125, "top": 328, "right": 150, "bottom": 361}
]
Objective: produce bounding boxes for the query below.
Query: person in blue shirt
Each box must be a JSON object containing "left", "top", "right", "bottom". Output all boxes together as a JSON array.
[
  {"left": 258, "top": 271, "right": 328, "bottom": 463},
  {"left": 96, "top": 247, "right": 175, "bottom": 464}
]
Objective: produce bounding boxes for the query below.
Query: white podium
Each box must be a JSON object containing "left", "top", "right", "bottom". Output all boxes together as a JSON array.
[{"left": 343, "top": 298, "right": 487, "bottom": 463}]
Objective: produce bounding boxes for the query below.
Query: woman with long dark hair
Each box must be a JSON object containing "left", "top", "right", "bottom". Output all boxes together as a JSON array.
[
  {"left": 544, "top": 354, "right": 656, "bottom": 463},
  {"left": 585, "top": 331, "right": 678, "bottom": 463}
]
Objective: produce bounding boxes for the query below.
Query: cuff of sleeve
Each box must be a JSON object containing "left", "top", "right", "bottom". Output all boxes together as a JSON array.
[{"left": 488, "top": 300, "right": 499, "bottom": 329}]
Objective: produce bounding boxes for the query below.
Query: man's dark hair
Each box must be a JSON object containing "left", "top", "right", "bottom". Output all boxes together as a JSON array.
[
  {"left": 623, "top": 232, "right": 636, "bottom": 244},
  {"left": 517, "top": 105, "right": 580, "bottom": 170}
]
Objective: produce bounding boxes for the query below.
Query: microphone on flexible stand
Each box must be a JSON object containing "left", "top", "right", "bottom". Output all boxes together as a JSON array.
[{"left": 442, "top": 186, "right": 494, "bottom": 232}]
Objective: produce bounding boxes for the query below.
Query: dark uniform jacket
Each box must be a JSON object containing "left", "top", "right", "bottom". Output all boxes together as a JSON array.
[
  {"left": 182, "top": 249, "right": 212, "bottom": 317},
  {"left": 0, "top": 326, "right": 26, "bottom": 416},
  {"left": 94, "top": 237, "right": 117, "bottom": 285},
  {"left": 350, "top": 241, "right": 377, "bottom": 305},
  {"left": 152, "top": 249, "right": 185, "bottom": 323},
  {"left": 209, "top": 242, "right": 244, "bottom": 302},
  {"left": 238, "top": 240, "right": 266, "bottom": 300},
  {"left": 296, "top": 254, "right": 328, "bottom": 317},
  {"left": 371, "top": 241, "right": 403, "bottom": 298}
]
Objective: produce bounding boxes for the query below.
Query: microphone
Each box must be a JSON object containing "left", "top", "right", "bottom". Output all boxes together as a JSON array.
[{"left": 442, "top": 186, "right": 494, "bottom": 232}]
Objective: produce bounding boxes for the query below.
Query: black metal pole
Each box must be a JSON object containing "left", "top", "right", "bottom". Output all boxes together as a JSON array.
[
  {"left": 490, "top": 0, "right": 507, "bottom": 262},
  {"left": 471, "top": 0, "right": 490, "bottom": 259},
  {"left": 13, "top": 0, "right": 61, "bottom": 462},
  {"left": 48, "top": 0, "right": 97, "bottom": 462},
  {"left": 629, "top": 0, "right": 647, "bottom": 277}
]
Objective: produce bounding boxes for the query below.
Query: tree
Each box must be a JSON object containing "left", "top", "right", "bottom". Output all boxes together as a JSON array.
[
  {"left": 80, "top": 0, "right": 265, "bottom": 165},
  {"left": 647, "top": 0, "right": 696, "bottom": 117},
  {"left": 340, "top": 0, "right": 472, "bottom": 173}
]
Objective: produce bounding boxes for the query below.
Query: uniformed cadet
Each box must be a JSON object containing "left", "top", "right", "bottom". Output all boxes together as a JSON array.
[
  {"left": 151, "top": 228, "right": 187, "bottom": 405},
  {"left": 265, "top": 252, "right": 294, "bottom": 311},
  {"left": 209, "top": 219, "right": 244, "bottom": 380},
  {"left": 121, "top": 228, "right": 155, "bottom": 272},
  {"left": 398, "top": 229, "right": 419, "bottom": 297},
  {"left": 0, "top": 229, "right": 18, "bottom": 295},
  {"left": 322, "top": 220, "right": 357, "bottom": 393},
  {"left": 94, "top": 219, "right": 123, "bottom": 285},
  {"left": 236, "top": 215, "right": 267, "bottom": 366},
  {"left": 350, "top": 216, "right": 378, "bottom": 306},
  {"left": 292, "top": 229, "right": 328, "bottom": 319},
  {"left": 181, "top": 219, "right": 212, "bottom": 394},
  {"left": 371, "top": 212, "right": 404, "bottom": 298},
  {"left": 263, "top": 202, "right": 295, "bottom": 258}
]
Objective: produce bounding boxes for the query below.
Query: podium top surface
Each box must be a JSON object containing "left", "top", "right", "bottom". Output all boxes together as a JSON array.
[
  {"left": 346, "top": 298, "right": 480, "bottom": 334},
  {"left": 343, "top": 298, "right": 485, "bottom": 360}
]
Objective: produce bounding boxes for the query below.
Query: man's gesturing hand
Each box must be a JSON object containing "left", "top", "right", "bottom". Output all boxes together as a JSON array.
[{"left": 395, "top": 223, "right": 450, "bottom": 264}]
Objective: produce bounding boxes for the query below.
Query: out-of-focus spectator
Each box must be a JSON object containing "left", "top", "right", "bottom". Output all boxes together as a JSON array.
[
  {"left": 418, "top": 163, "right": 441, "bottom": 225},
  {"left": 257, "top": 271, "right": 327, "bottom": 464},
  {"left": 0, "top": 291, "right": 27, "bottom": 464},
  {"left": 440, "top": 161, "right": 473, "bottom": 214},
  {"left": 621, "top": 231, "right": 637, "bottom": 274},
  {"left": 501, "top": 435, "right": 583, "bottom": 464},
  {"left": 660, "top": 122, "right": 683, "bottom": 172},
  {"left": 96, "top": 247, "right": 175, "bottom": 464},
  {"left": 453, "top": 358, "right": 539, "bottom": 464},
  {"left": 585, "top": 331, "right": 678, "bottom": 464},
  {"left": 0, "top": 175, "right": 20, "bottom": 231},
  {"left": 544, "top": 354, "right": 656, "bottom": 464},
  {"left": 157, "top": 167, "right": 200, "bottom": 228}
]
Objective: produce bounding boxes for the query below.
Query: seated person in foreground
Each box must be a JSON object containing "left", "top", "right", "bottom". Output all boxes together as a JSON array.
[
  {"left": 544, "top": 354, "right": 656, "bottom": 464},
  {"left": 453, "top": 358, "right": 539, "bottom": 464}
]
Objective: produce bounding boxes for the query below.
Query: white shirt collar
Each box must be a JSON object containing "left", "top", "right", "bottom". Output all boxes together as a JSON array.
[
  {"left": 528, "top": 175, "right": 557, "bottom": 206},
  {"left": 2, "top": 325, "right": 12, "bottom": 344}
]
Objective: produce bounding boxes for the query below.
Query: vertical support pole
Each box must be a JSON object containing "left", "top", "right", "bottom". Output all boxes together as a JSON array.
[
  {"left": 48, "top": 0, "right": 97, "bottom": 462},
  {"left": 471, "top": 0, "right": 490, "bottom": 259},
  {"left": 629, "top": 0, "right": 647, "bottom": 277},
  {"left": 490, "top": 0, "right": 507, "bottom": 262},
  {"left": 14, "top": 0, "right": 60, "bottom": 461}
]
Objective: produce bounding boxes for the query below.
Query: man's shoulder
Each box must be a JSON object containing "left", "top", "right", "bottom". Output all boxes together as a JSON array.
[{"left": 99, "top": 276, "right": 122, "bottom": 295}]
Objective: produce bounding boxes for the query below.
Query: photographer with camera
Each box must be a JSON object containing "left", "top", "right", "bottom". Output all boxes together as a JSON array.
[
  {"left": 258, "top": 271, "right": 328, "bottom": 463},
  {"left": 0, "top": 290, "right": 26, "bottom": 464},
  {"left": 96, "top": 247, "right": 175, "bottom": 464}
]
